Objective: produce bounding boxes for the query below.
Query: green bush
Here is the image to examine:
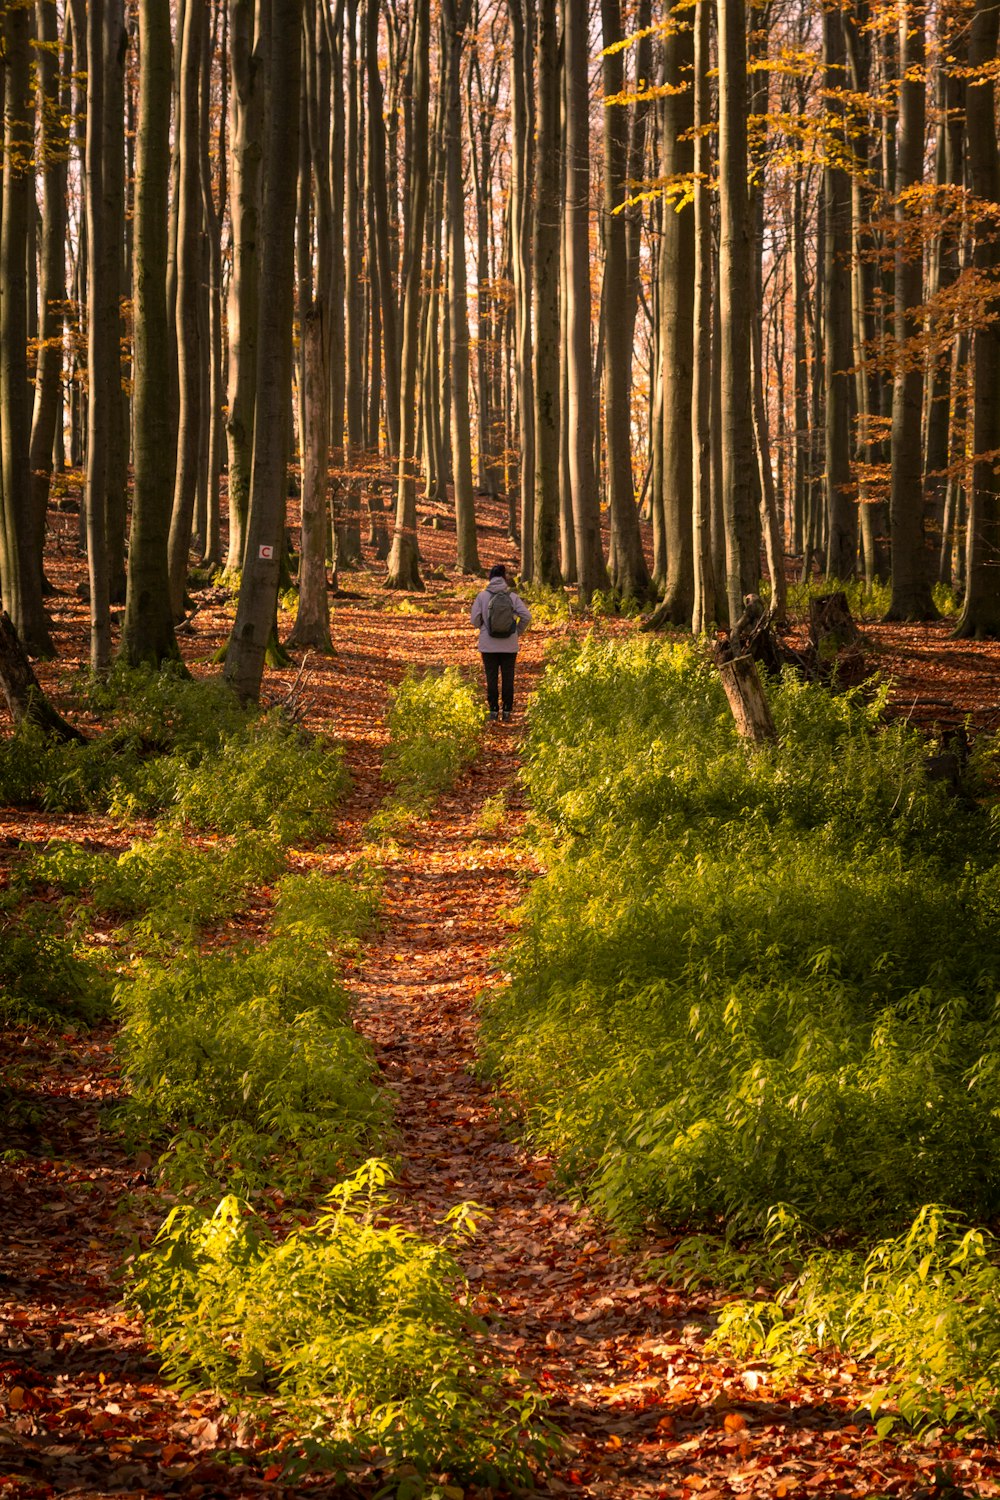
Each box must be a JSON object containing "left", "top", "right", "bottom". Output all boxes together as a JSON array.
[
  {"left": 131, "top": 1163, "right": 552, "bottom": 1489},
  {"left": 0, "top": 666, "right": 348, "bottom": 844},
  {"left": 382, "top": 667, "right": 482, "bottom": 805},
  {"left": 24, "top": 828, "right": 285, "bottom": 940},
  {"left": 0, "top": 904, "right": 110, "bottom": 1027},
  {"left": 706, "top": 1206, "right": 1000, "bottom": 1439},
  {"left": 117, "top": 913, "right": 386, "bottom": 1195},
  {"left": 483, "top": 635, "right": 1000, "bottom": 1235}
]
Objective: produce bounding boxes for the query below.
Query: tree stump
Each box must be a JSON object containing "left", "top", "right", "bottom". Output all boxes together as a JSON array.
[
  {"left": 809, "top": 591, "right": 861, "bottom": 653},
  {"left": 716, "top": 647, "right": 777, "bottom": 743},
  {"left": 808, "top": 591, "right": 866, "bottom": 684},
  {"left": 0, "top": 611, "right": 85, "bottom": 742}
]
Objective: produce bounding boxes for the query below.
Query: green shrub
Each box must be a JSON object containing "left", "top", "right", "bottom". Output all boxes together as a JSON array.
[
  {"left": 25, "top": 828, "right": 285, "bottom": 940},
  {"left": 483, "top": 635, "right": 1000, "bottom": 1235},
  {"left": 117, "top": 919, "right": 386, "bottom": 1195},
  {"left": 0, "top": 905, "right": 110, "bottom": 1027},
  {"left": 0, "top": 666, "right": 348, "bottom": 844},
  {"left": 382, "top": 667, "right": 482, "bottom": 805},
  {"left": 131, "top": 1163, "right": 553, "bottom": 1489},
  {"left": 272, "top": 867, "right": 381, "bottom": 951},
  {"left": 707, "top": 1206, "right": 1000, "bottom": 1439},
  {"left": 779, "top": 574, "right": 893, "bottom": 623},
  {"left": 108, "top": 720, "right": 348, "bottom": 841}
]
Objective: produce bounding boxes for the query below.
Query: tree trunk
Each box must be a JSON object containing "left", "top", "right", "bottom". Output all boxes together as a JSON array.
[
  {"left": 691, "top": 0, "right": 716, "bottom": 633},
  {"left": 822, "top": 9, "right": 857, "bottom": 580},
  {"left": 0, "top": 0, "right": 52, "bottom": 656},
  {"left": 83, "top": 0, "right": 123, "bottom": 671},
  {"left": 224, "top": 0, "right": 304, "bottom": 700},
  {"left": 442, "top": 0, "right": 481, "bottom": 573},
  {"left": 289, "top": 308, "right": 332, "bottom": 650},
  {"left": 342, "top": 0, "right": 365, "bottom": 566},
  {"left": 657, "top": 4, "right": 695, "bottom": 621},
  {"left": 716, "top": 0, "right": 758, "bottom": 623},
  {"left": 167, "top": 0, "right": 206, "bottom": 617},
  {"left": 28, "top": 0, "right": 69, "bottom": 594},
  {"left": 886, "top": 2, "right": 936, "bottom": 620},
  {"left": 385, "top": 0, "right": 430, "bottom": 591},
  {"left": 0, "top": 613, "right": 83, "bottom": 742},
  {"left": 121, "top": 0, "right": 180, "bottom": 667},
  {"left": 225, "top": 0, "right": 266, "bottom": 571},
  {"left": 955, "top": 0, "right": 1000, "bottom": 637},
  {"left": 562, "top": 0, "right": 606, "bottom": 601},
  {"left": 602, "top": 0, "right": 650, "bottom": 604},
  {"left": 366, "top": 0, "right": 399, "bottom": 458},
  {"left": 530, "top": 0, "right": 563, "bottom": 588},
  {"left": 509, "top": 0, "right": 535, "bottom": 572}
]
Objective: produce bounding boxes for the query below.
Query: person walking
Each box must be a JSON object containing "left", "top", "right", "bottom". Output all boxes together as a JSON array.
[{"left": 470, "top": 564, "right": 532, "bottom": 723}]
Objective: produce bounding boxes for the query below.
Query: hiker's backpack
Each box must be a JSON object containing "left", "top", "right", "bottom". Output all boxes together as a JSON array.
[{"left": 486, "top": 589, "right": 517, "bottom": 638}]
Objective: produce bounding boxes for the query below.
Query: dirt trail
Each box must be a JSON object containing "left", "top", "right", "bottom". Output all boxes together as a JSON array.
[{"left": 3, "top": 573, "right": 1000, "bottom": 1498}]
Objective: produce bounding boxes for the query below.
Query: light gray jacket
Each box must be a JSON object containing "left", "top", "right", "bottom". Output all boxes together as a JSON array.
[{"left": 471, "top": 578, "right": 532, "bottom": 653}]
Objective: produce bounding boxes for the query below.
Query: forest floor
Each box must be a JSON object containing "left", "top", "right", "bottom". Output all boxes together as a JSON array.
[{"left": 3, "top": 497, "right": 1000, "bottom": 1499}]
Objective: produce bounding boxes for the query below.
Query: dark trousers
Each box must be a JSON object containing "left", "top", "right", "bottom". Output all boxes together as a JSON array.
[{"left": 481, "top": 651, "right": 516, "bottom": 713}]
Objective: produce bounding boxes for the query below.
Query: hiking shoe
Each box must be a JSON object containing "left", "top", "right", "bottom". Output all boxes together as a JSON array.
[
  {"left": 488, "top": 710, "right": 499, "bottom": 722},
  {"left": 501, "top": 710, "right": 513, "bottom": 723}
]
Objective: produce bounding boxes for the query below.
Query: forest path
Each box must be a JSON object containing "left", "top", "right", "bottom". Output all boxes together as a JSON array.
[
  {"left": 326, "top": 585, "right": 701, "bottom": 1500},
  {"left": 322, "top": 589, "right": 886, "bottom": 1500},
  {"left": 3, "top": 574, "right": 999, "bottom": 1499},
  {"left": 329, "top": 585, "right": 1000, "bottom": 1500}
]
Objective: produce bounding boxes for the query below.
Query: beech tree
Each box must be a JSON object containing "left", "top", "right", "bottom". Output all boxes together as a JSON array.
[
  {"left": 224, "top": 0, "right": 304, "bottom": 701},
  {"left": 9, "top": 0, "right": 1000, "bottom": 676}
]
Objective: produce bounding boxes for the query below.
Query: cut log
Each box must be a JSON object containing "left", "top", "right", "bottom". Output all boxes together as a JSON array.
[
  {"left": 717, "top": 651, "right": 777, "bottom": 743},
  {"left": 0, "top": 611, "right": 85, "bottom": 742}
]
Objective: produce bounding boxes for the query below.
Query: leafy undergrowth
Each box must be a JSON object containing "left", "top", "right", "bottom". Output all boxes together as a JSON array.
[
  {"left": 371, "top": 667, "right": 483, "bottom": 835},
  {"left": 7, "top": 547, "right": 1000, "bottom": 1500},
  {"left": 483, "top": 632, "right": 1000, "bottom": 1438},
  {"left": 1, "top": 645, "right": 554, "bottom": 1498},
  {"left": 132, "top": 1163, "right": 554, "bottom": 1492}
]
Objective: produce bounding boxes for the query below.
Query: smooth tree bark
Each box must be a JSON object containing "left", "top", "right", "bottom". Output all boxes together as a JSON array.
[
  {"left": 690, "top": 0, "right": 716, "bottom": 632},
  {"left": 822, "top": 7, "right": 857, "bottom": 579},
  {"left": 716, "top": 0, "right": 759, "bottom": 623},
  {"left": 508, "top": 0, "right": 535, "bottom": 568},
  {"left": 225, "top": 0, "right": 266, "bottom": 571},
  {"left": 955, "top": 0, "right": 1000, "bottom": 637},
  {"left": 197, "top": 0, "right": 225, "bottom": 568},
  {"left": 121, "top": 0, "right": 180, "bottom": 666},
  {"left": 385, "top": 0, "right": 430, "bottom": 590},
  {"left": 28, "top": 0, "right": 69, "bottom": 587},
  {"left": 224, "top": 0, "right": 304, "bottom": 701},
  {"left": 842, "top": 2, "right": 889, "bottom": 585},
  {"left": 367, "top": 0, "right": 400, "bottom": 457},
  {"left": 530, "top": 0, "right": 563, "bottom": 588},
  {"left": 656, "top": 4, "right": 695, "bottom": 618},
  {"left": 601, "top": 0, "right": 650, "bottom": 604},
  {"left": 886, "top": 1, "right": 936, "bottom": 619},
  {"left": 341, "top": 0, "right": 364, "bottom": 567},
  {"left": 562, "top": 0, "right": 606, "bottom": 600},
  {"left": 0, "top": 0, "right": 52, "bottom": 655},
  {"left": 83, "top": 0, "right": 126, "bottom": 671},
  {"left": 441, "top": 0, "right": 481, "bottom": 573},
  {"left": 167, "top": 0, "right": 206, "bottom": 617},
  {"left": 289, "top": 307, "right": 333, "bottom": 649}
]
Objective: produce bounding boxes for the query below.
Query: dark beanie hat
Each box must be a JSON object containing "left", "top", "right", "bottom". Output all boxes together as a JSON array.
[{"left": 489, "top": 564, "right": 507, "bottom": 579}]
